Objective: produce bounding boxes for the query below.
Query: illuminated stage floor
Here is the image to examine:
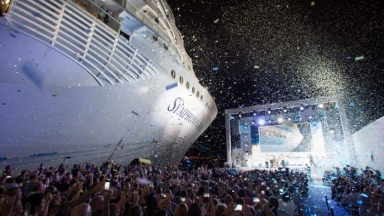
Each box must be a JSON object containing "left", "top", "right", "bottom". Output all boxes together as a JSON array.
[{"left": 236, "top": 165, "right": 308, "bottom": 171}]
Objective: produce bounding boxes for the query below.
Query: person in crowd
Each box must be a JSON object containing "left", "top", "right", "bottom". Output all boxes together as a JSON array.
[
  {"left": 2, "top": 183, "right": 23, "bottom": 216},
  {"left": 25, "top": 192, "right": 53, "bottom": 216},
  {"left": 0, "top": 159, "right": 315, "bottom": 216},
  {"left": 59, "top": 173, "right": 72, "bottom": 193},
  {"left": 358, "top": 187, "right": 371, "bottom": 215},
  {"left": 126, "top": 204, "right": 143, "bottom": 216},
  {"left": 341, "top": 185, "right": 360, "bottom": 209},
  {"left": 278, "top": 192, "right": 295, "bottom": 215},
  {"left": 187, "top": 202, "right": 202, "bottom": 216},
  {"left": 2, "top": 165, "right": 15, "bottom": 178},
  {"left": 237, "top": 188, "right": 253, "bottom": 205},
  {"left": 90, "top": 195, "right": 104, "bottom": 216},
  {"left": 174, "top": 202, "right": 188, "bottom": 216},
  {"left": 24, "top": 175, "right": 39, "bottom": 197},
  {"left": 72, "top": 203, "right": 92, "bottom": 216},
  {"left": 286, "top": 188, "right": 301, "bottom": 215},
  {"left": 14, "top": 170, "right": 29, "bottom": 185}
]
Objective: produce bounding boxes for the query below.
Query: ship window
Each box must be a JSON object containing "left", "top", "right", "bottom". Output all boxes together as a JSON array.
[
  {"left": 171, "top": 70, "right": 176, "bottom": 79},
  {"left": 192, "top": 87, "right": 195, "bottom": 94},
  {"left": 200, "top": 95, "right": 204, "bottom": 101},
  {"left": 186, "top": 82, "right": 190, "bottom": 89},
  {"left": 179, "top": 76, "right": 183, "bottom": 84},
  {"left": 196, "top": 91, "right": 200, "bottom": 97}
]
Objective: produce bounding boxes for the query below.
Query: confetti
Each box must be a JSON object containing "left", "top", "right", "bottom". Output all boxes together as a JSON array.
[{"left": 354, "top": 56, "right": 364, "bottom": 61}]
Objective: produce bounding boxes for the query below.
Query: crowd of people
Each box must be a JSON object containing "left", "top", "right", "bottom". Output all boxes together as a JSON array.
[
  {"left": 324, "top": 165, "right": 383, "bottom": 215},
  {"left": 0, "top": 161, "right": 310, "bottom": 216}
]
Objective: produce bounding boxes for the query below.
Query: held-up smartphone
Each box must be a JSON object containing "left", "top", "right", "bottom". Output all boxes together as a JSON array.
[
  {"left": 180, "top": 197, "right": 186, "bottom": 202},
  {"left": 203, "top": 193, "right": 209, "bottom": 197},
  {"left": 253, "top": 197, "right": 260, "bottom": 203},
  {"left": 261, "top": 190, "right": 265, "bottom": 195},
  {"left": 234, "top": 204, "right": 243, "bottom": 211},
  {"left": 104, "top": 182, "right": 110, "bottom": 191},
  {"left": 161, "top": 193, "right": 166, "bottom": 198}
]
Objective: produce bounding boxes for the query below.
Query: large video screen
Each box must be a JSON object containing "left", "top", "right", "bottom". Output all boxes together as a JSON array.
[{"left": 258, "top": 123, "right": 312, "bottom": 152}]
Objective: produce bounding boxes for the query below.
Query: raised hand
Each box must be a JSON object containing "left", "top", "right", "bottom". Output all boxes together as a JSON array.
[{"left": 1, "top": 195, "right": 16, "bottom": 216}]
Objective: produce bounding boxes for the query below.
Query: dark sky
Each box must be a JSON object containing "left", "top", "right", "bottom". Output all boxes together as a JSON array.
[{"left": 166, "top": 0, "right": 384, "bottom": 158}]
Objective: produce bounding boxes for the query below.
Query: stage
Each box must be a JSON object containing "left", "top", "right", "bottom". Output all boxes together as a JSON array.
[
  {"left": 233, "top": 165, "right": 327, "bottom": 181},
  {"left": 236, "top": 165, "right": 307, "bottom": 171}
]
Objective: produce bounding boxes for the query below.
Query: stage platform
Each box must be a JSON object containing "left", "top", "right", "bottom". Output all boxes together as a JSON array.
[
  {"left": 235, "top": 165, "right": 307, "bottom": 171},
  {"left": 232, "top": 165, "right": 325, "bottom": 181}
]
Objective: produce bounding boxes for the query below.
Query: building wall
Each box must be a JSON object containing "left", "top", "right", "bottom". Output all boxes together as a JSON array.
[{"left": 351, "top": 116, "right": 384, "bottom": 174}]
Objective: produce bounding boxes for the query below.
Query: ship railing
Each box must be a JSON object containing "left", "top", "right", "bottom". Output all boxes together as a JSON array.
[
  {"left": 150, "top": 0, "right": 195, "bottom": 77},
  {"left": 5, "top": 0, "right": 161, "bottom": 86},
  {"left": 116, "top": 0, "right": 197, "bottom": 79},
  {"left": 74, "top": 0, "right": 121, "bottom": 33}
]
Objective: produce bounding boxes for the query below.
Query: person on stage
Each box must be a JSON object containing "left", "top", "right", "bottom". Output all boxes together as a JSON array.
[{"left": 306, "top": 164, "right": 311, "bottom": 181}]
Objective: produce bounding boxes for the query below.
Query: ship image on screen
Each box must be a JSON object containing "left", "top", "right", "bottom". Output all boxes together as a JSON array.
[{"left": 259, "top": 123, "right": 312, "bottom": 152}]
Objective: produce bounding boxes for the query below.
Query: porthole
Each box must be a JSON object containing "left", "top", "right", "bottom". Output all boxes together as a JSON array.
[
  {"left": 171, "top": 70, "right": 176, "bottom": 79},
  {"left": 196, "top": 91, "right": 200, "bottom": 97},
  {"left": 179, "top": 76, "right": 183, "bottom": 84},
  {"left": 200, "top": 95, "right": 204, "bottom": 101},
  {"left": 186, "top": 82, "right": 190, "bottom": 89},
  {"left": 192, "top": 87, "right": 195, "bottom": 94}
]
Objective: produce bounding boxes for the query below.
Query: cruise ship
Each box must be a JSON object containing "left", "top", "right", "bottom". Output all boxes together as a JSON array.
[{"left": 0, "top": 0, "right": 217, "bottom": 170}]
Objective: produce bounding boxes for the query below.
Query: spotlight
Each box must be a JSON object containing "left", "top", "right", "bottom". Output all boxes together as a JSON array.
[
  {"left": 283, "top": 107, "right": 288, "bottom": 112},
  {"left": 277, "top": 117, "right": 283, "bottom": 123},
  {"left": 258, "top": 119, "right": 266, "bottom": 125},
  {"left": 239, "top": 112, "right": 242, "bottom": 117},
  {"left": 300, "top": 106, "right": 304, "bottom": 110},
  {"left": 288, "top": 117, "right": 292, "bottom": 121},
  {"left": 267, "top": 109, "right": 271, "bottom": 114},
  {"left": 318, "top": 104, "right": 324, "bottom": 108},
  {"left": 253, "top": 111, "right": 256, "bottom": 116}
]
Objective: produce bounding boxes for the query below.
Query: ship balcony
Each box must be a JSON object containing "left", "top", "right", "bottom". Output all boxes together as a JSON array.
[{"left": 4, "top": 0, "right": 161, "bottom": 86}]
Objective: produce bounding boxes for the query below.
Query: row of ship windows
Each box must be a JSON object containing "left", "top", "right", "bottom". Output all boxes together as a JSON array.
[{"left": 171, "top": 70, "right": 203, "bottom": 101}]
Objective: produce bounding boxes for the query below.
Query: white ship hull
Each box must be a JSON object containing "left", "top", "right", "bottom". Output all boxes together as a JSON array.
[{"left": 0, "top": 0, "right": 217, "bottom": 170}]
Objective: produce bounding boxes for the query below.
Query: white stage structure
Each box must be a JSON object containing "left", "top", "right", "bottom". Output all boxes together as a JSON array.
[{"left": 225, "top": 97, "right": 356, "bottom": 178}]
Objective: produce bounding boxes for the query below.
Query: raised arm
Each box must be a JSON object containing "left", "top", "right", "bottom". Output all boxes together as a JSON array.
[{"left": 70, "top": 181, "right": 105, "bottom": 207}]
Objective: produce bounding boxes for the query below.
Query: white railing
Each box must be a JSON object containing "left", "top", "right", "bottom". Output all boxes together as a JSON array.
[
  {"left": 6, "top": 0, "right": 161, "bottom": 86},
  {"left": 122, "top": 0, "right": 196, "bottom": 78}
]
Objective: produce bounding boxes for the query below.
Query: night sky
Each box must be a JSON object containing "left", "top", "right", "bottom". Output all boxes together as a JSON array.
[{"left": 166, "top": 0, "right": 384, "bottom": 158}]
